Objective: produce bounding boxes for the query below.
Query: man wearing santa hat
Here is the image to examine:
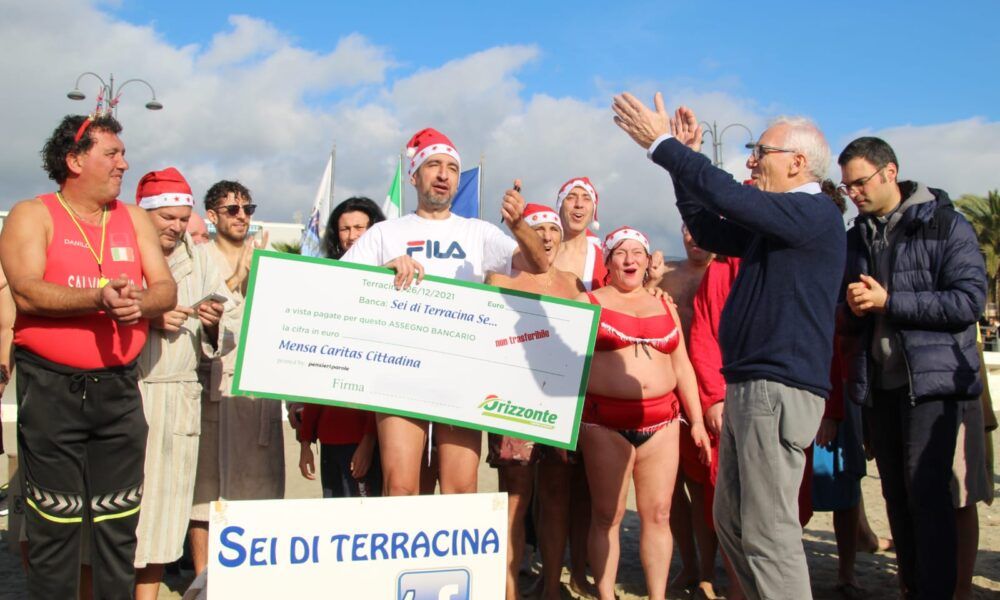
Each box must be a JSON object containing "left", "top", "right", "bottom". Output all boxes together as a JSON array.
[
  {"left": 553, "top": 177, "right": 607, "bottom": 291},
  {"left": 131, "top": 167, "right": 226, "bottom": 600},
  {"left": 0, "top": 114, "right": 176, "bottom": 598},
  {"left": 343, "top": 127, "right": 548, "bottom": 496}
]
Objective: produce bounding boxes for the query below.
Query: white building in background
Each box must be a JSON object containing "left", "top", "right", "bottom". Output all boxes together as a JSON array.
[{"left": 205, "top": 220, "right": 304, "bottom": 249}]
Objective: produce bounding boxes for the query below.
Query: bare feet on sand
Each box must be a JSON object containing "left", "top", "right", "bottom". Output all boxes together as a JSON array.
[
  {"left": 695, "top": 581, "right": 720, "bottom": 599},
  {"left": 569, "top": 576, "right": 599, "bottom": 599},
  {"left": 859, "top": 534, "right": 893, "bottom": 553}
]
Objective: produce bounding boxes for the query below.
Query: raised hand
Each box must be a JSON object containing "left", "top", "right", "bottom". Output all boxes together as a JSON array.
[
  {"left": 670, "top": 106, "right": 703, "bottom": 152},
  {"left": 501, "top": 179, "right": 526, "bottom": 228},
  {"left": 612, "top": 92, "right": 671, "bottom": 149},
  {"left": 646, "top": 250, "right": 666, "bottom": 287}
]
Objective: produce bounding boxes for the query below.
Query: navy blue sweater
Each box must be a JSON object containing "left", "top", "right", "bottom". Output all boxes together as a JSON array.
[{"left": 651, "top": 138, "right": 846, "bottom": 398}]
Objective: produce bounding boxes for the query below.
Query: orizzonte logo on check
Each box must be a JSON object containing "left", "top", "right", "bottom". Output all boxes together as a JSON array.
[{"left": 478, "top": 395, "right": 558, "bottom": 429}]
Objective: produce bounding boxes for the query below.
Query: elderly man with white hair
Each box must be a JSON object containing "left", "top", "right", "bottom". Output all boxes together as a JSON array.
[{"left": 613, "top": 93, "right": 845, "bottom": 600}]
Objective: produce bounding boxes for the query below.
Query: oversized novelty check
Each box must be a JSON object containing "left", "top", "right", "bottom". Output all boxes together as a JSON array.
[{"left": 233, "top": 251, "right": 599, "bottom": 449}]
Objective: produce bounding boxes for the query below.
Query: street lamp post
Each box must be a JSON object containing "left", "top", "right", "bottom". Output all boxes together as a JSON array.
[
  {"left": 67, "top": 72, "right": 163, "bottom": 115},
  {"left": 699, "top": 120, "right": 754, "bottom": 167}
]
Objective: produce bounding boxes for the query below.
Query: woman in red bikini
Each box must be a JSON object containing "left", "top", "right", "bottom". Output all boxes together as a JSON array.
[{"left": 576, "top": 226, "right": 710, "bottom": 600}]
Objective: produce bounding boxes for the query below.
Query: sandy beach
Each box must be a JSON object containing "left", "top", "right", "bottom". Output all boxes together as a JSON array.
[{"left": 2, "top": 418, "right": 998, "bottom": 599}]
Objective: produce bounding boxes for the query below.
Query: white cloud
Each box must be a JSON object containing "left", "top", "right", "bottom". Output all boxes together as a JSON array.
[
  {"left": 198, "top": 15, "right": 286, "bottom": 69},
  {"left": 0, "top": 0, "right": 393, "bottom": 226},
  {"left": 3, "top": 1, "right": 994, "bottom": 261},
  {"left": 839, "top": 118, "right": 1000, "bottom": 198},
  {"left": 390, "top": 46, "right": 538, "bottom": 145}
]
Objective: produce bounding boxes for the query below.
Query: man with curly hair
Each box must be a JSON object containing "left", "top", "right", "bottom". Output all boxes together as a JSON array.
[{"left": 0, "top": 114, "right": 176, "bottom": 598}]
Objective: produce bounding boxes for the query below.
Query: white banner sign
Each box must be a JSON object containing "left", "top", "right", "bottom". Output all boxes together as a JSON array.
[
  {"left": 233, "top": 252, "right": 599, "bottom": 449},
  {"left": 208, "top": 494, "right": 507, "bottom": 599}
]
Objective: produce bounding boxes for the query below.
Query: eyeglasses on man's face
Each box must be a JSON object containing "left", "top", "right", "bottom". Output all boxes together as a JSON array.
[
  {"left": 212, "top": 204, "right": 257, "bottom": 217},
  {"left": 745, "top": 142, "right": 796, "bottom": 161},
  {"left": 837, "top": 168, "right": 884, "bottom": 196}
]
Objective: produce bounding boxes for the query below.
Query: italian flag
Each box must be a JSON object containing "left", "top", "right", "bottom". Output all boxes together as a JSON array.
[
  {"left": 111, "top": 247, "right": 134, "bottom": 262},
  {"left": 382, "top": 158, "right": 402, "bottom": 220}
]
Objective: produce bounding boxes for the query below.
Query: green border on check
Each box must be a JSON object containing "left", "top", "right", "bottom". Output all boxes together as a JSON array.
[{"left": 232, "top": 250, "right": 599, "bottom": 450}]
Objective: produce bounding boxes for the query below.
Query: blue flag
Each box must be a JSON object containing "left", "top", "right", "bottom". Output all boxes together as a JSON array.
[{"left": 451, "top": 166, "right": 480, "bottom": 219}]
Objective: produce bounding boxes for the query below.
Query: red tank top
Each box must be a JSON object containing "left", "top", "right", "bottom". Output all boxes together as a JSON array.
[{"left": 14, "top": 193, "right": 149, "bottom": 369}]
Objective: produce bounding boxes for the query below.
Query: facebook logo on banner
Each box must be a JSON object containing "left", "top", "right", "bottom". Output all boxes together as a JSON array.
[{"left": 397, "top": 569, "right": 470, "bottom": 600}]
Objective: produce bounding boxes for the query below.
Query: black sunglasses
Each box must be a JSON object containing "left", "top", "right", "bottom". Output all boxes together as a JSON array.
[{"left": 213, "top": 204, "right": 257, "bottom": 217}]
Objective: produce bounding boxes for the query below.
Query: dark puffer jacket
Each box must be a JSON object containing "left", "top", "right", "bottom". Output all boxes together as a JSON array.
[{"left": 840, "top": 184, "right": 987, "bottom": 405}]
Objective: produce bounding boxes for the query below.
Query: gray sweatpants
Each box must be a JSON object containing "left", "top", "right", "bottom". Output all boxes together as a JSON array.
[{"left": 713, "top": 379, "right": 825, "bottom": 600}]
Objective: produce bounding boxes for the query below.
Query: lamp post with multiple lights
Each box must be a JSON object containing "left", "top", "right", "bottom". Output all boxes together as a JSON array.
[
  {"left": 699, "top": 120, "right": 754, "bottom": 167},
  {"left": 67, "top": 72, "right": 163, "bottom": 114}
]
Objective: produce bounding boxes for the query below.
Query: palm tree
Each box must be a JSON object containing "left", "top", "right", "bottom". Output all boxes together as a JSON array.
[
  {"left": 271, "top": 241, "right": 302, "bottom": 254},
  {"left": 956, "top": 189, "right": 1000, "bottom": 315}
]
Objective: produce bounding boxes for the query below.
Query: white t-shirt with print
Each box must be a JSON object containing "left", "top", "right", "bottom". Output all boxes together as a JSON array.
[{"left": 342, "top": 213, "right": 517, "bottom": 283}]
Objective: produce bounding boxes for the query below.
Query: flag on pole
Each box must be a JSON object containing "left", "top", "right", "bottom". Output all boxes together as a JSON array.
[
  {"left": 300, "top": 152, "right": 334, "bottom": 257},
  {"left": 382, "top": 158, "right": 403, "bottom": 219},
  {"left": 451, "top": 165, "right": 481, "bottom": 219}
]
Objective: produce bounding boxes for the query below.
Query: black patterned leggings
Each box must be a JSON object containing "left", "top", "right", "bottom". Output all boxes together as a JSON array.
[{"left": 15, "top": 348, "right": 147, "bottom": 600}]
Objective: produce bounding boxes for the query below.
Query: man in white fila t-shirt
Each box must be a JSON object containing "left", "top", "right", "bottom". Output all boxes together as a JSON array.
[{"left": 343, "top": 127, "right": 547, "bottom": 496}]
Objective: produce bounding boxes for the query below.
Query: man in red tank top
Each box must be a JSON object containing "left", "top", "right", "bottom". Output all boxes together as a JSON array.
[{"left": 0, "top": 114, "right": 176, "bottom": 599}]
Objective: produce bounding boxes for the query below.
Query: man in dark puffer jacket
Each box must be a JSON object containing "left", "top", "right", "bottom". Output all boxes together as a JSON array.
[{"left": 838, "top": 136, "right": 986, "bottom": 600}]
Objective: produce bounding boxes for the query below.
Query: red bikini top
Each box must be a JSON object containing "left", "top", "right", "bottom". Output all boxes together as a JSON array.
[{"left": 587, "top": 292, "right": 680, "bottom": 354}]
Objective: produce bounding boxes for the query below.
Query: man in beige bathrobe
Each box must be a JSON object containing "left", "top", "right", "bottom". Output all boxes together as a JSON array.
[
  {"left": 132, "top": 168, "right": 225, "bottom": 600},
  {"left": 188, "top": 180, "right": 284, "bottom": 576}
]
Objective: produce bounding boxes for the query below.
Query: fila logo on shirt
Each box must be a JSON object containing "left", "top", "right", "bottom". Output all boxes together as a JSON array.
[{"left": 406, "top": 240, "right": 467, "bottom": 260}]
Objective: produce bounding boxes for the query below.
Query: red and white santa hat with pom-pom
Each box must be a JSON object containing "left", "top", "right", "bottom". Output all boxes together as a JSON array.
[
  {"left": 602, "top": 226, "right": 650, "bottom": 260},
  {"left": 522, "top": 203, "right": 562, "bottom": 234},
  {"left": 135, "top": 167, "right": 194, "bottom": 210},
  {"left": 556, "top": 177, "right": 600, "bottom": 230},
  {"left": 406, "top": 128, "right": 461, "bottom": 176}
]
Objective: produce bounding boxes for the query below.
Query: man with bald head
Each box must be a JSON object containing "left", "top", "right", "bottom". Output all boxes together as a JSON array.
[
  {"left": 186, "top": 211, "right": 210, "bottom": 244},
  {"left": 614, "top": 94, "right": 845, "bottom": 599}
]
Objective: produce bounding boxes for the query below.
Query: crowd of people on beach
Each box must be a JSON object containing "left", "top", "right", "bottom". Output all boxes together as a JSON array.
[{"left": 0, "top": 90, "right": 993, "bottom": 600}]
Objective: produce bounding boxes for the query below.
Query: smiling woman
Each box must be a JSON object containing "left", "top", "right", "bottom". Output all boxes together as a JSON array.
[{"left": 574, "top": 225, "right": 710, "bottom": 600}]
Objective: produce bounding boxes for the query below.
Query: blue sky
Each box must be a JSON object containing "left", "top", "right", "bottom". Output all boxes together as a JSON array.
[
  {"left": 2, "top": 0, "right": 998, "bottom": 254},
  {"left": 106, "top": 0, "right": 1000, "bottom": 140}
]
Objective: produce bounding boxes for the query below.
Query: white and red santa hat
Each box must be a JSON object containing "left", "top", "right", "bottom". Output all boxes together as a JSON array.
[
  {"left": 522, "top": 203, "right": 562, "bottom": 234},
  {"left": 406, "top": 128, "right": 461, "bottom": 176},
  {"left": 135, "top": 167, "right": 194, "bottom": 210},
  {"left": 602, "top": 226, "right": 650, "bottom": 260},
  {"left": 556, "top": 177, "right": 600, "bottom": 231}
]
